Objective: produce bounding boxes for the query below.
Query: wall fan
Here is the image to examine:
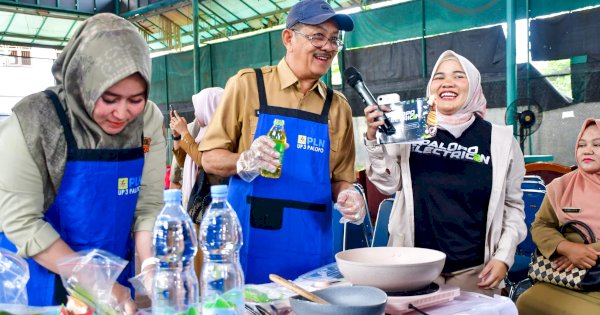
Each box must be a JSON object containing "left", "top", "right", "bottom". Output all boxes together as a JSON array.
[{"left": 504, "top": 98, "right": 543, "bottom": 152}]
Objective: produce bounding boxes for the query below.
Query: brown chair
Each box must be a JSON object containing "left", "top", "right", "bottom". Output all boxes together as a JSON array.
[{"left": 525, "top": 162, "right": 574, "bottom": 185}]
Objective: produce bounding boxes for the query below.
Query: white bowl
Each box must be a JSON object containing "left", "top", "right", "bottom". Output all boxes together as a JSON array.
[{"left": 335, "top": 247, "right": 446, "bottom": 292}]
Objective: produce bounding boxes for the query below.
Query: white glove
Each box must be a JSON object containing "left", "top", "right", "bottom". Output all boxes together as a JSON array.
[
  {"left": 236, "top": 135, "right": 281, "bottom": 182},
  {"left": 334, "top": 187, "right": 366, "bottom": 225}
]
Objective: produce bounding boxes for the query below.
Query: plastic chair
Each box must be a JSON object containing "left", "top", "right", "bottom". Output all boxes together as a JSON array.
[
  {"left": 521, "top": 180, "right": 546, "bottom": 191},
  {"left": 505, "top": 186, "right": 546, "bottom": 301},
  {"left": 523, "top": 175, "right": 544, "bottom": 184},
  {"left": 372, "top": 198, "right": 393, "bottom": 247},
  {"left": 333, "top": 184, "right": 374, "bottom": 252}
]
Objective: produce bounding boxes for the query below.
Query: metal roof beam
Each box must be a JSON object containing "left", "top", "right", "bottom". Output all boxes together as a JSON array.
[
  {"left": 198, "top": 2, "right": 238, "bottom": 32},
  {"left": 196, "top": 13, "right": 227, "bottom": 39},
  {"left": 59, "top": 19, "right": 78, "bottom": 46},
  {"left": 30, "top": 15, "right": 48, "bottom": 44},
  {"left": 0, "top": 31, "right": 65, "bottom": 43},
  {"left": 120, "top": 0, "right": 189, "bottom": 19},
  {"left": 0, "top": 1, "right": 95, "bottom": 16},
  {"left": 0, "top": 11, "right": 16, "bottom": 42},
  {"left": 236, "top": 0, "right": 268, "bottom": 28},
  {"left": 211, "top": 0, "right": 257, "bottom": 29},
  {"left": 0, "top": 4, "right": 89, "bottom": 20}
]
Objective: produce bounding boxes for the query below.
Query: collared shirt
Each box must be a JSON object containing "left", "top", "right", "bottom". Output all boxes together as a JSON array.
[{"left": 198, "top": 58, "right": 356, "bottom": 183}]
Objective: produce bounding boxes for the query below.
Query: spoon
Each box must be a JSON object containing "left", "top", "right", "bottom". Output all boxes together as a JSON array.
[{"left": 269, "top": 274, "right": 329, "bottom": 304}]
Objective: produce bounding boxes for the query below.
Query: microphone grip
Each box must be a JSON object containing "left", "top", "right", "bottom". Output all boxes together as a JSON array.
[{"left": 354, "top": 83, "right": 396, "bottom": 135}]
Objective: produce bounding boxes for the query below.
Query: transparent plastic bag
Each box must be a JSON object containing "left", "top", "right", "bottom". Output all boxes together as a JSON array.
[
  {"left": 0, "top": 248, "right": 29, "bottom": 305},
  {"left": 57, "top": 249, "right": 129, "bottom": 314}
]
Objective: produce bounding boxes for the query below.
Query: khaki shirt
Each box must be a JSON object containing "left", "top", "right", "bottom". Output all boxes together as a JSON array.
[
  {"left": 198, "top": 58, "right": 356, "bottom": 183},
  {"left": 531, "top": 196, "right": 600, "bottom": 259},
  {"left": 0, "top": 103, "right": 165, "bottom": 258}
]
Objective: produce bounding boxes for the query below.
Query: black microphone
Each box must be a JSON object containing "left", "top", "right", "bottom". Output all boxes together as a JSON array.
[{"left": 344, "top": 67, "right": 396, "bottom": 135}]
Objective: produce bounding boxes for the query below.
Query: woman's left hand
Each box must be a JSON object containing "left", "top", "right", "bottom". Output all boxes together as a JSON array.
[{"left": 477, "top": 259, "right": 508, "bottom": 289}]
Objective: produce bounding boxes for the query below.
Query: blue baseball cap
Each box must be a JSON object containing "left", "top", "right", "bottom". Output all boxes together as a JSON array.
[{"left": 286, "top": 0, "right": 354, "bottom": 31}]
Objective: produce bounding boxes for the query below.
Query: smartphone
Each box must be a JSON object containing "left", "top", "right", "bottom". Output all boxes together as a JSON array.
[
  {"left": 169, "top": 104, "right": 174, "bottom": 112},
  {"left": 377, "top": 93, "right": 400, "bottom": 105}
]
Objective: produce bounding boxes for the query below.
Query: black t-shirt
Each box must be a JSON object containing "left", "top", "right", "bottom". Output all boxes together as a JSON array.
[{"left": 410, "top": 116, "right": 493, "bottom": 273}]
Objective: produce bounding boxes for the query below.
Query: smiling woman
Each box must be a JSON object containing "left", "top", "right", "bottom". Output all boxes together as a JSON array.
[
  {"left": 0, "top": 13, "right": 165, "bottom": 312},
  {"left": 364, "top": 49, "right": 526, "bottom": 297}
]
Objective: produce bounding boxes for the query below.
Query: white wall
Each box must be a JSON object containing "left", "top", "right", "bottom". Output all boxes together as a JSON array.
[
  {"left": 487, "top": 102, "right": 599, "bottom": 167},
  {"left": 0, "top": 47, "right": 56, "bottom": 115}
]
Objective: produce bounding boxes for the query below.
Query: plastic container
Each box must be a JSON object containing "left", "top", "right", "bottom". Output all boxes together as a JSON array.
[
  {"left": 152, "top": 189, "right": 199, "bottom": 314},
  {"left": 199, "top": 185, "right": 244, "bottom": 314}
]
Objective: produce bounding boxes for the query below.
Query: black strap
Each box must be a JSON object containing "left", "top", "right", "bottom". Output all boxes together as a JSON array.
[
  {"left": 255, "top": 68, "right": 269, "bottom": 114},
  {"left": 43, "top": 90, "right": 77, "bottom": 156},
  {"left": 253, "top": 68, "right": 334, "bottom": 124},
  {"left": 246, "top": 196, "right": 326, "bottom": 212},
  {"left": 560, "top": 220, "right": 596, "bottom": 243}
]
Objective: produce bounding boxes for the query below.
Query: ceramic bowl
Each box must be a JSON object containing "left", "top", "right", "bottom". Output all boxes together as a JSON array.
[
  {"left": 289, "top": 285, "right": 387, "bottom": 315},
  {"left": 335, "top": 247, "right": 446, "bottom": 292}
]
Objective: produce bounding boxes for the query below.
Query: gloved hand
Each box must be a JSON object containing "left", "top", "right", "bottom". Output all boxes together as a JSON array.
[
  {"left": 111, "top": 283, "right": 136, "bottom": 315},
  {"left": 236, "top": 135, "right": 281, "bottom": 182},
  {"left": 334, "top": 187, "right": 366, "bottom": 225}
]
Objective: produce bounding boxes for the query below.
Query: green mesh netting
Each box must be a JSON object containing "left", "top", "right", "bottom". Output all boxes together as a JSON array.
[{"left": 345, "top": 0, "right": 600, "bottom": 49}]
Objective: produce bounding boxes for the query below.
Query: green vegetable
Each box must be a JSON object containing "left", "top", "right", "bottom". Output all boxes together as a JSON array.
[
  {"left": 244, "top": 288, "right": 270, "bottom": 303},
  {"left": 67, "top": 285, "right": 119, "bottom": 315}
]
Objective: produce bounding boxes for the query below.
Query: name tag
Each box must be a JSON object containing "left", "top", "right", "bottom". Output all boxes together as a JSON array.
[{"left": 562, "top": 207, "right": 581, "bottom": 213}]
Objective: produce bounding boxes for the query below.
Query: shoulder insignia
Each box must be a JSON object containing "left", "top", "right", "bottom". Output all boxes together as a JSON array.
[{"left": 143, "top": 137, "right": 151, "bottom": 153}]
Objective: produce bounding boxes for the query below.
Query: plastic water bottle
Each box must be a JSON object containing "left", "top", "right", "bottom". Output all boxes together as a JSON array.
[
  {"left": 199, "top": 185, "right": 244, "bottom": 314},
  {"left": 152, "top": 189, "right": 199, "bottom": 314}
]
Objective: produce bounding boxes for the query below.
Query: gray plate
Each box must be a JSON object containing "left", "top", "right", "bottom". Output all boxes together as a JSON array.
[{"left": 289, "top": 285, "right": 387, "bottom": 315}]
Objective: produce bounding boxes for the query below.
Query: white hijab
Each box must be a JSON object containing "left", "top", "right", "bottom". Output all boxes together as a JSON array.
[
  {"left": 182, "top": 87, "right": 223, "bottom": 206},
  {"left": 426, "top": 50, "right": 487, "bottom": 138}
]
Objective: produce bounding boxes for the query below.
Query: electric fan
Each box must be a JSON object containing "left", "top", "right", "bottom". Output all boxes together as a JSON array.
[{"left": 504, "top": 98, "right": 543, "bottom": 152}]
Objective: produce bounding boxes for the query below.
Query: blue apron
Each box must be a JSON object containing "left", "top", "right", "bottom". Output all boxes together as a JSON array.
[
  {"left": 227, "top": 69, "right": 334, "bottom": 284},
  {"left": 0, "top": 90, "right": 144, "bottom": 306}
]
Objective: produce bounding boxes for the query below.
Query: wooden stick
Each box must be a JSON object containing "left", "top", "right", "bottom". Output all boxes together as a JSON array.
[{"left": 269, "top": 274, "right": 329, "bottom": 304}]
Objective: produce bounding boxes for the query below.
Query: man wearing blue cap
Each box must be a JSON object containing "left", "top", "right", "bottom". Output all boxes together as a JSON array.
[{"left": 200, "top": 0, "right": 366, "bottom": 283}]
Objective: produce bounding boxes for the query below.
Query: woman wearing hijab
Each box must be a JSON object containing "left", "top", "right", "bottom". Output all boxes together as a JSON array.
[
  {"left": 169, "top": 87, "right": 224, "bottom": 208},
  {"left": 0, "top": 13, "right": 165, "bottom": 310},
  {"left": 168, "top": 87, "right": 225, "bottom": 281},
  {"left": 517, "top": 118, "right": 600, "bottom": 314},
  {"left": 364, "top": 50, "right": 526, "bottom": 295}
]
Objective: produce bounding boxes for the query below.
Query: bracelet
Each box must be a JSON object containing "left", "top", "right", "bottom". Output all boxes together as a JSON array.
[
  {"left": 141, "top": 257, "right": 158, "bottom": 271},
  {"left": 172, "top": 135, "right": 182, "bottom": 141}
]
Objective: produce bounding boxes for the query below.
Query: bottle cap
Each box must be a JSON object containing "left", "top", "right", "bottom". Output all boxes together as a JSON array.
[
  {"left": 211, "top": 185, "right": 228, "bottom": 197},
  {"left": 163, "top": 189, "right": 182, "bottom": 202},
  {"left": 274, "top": 119, "right": 284, "bottom": 126}
]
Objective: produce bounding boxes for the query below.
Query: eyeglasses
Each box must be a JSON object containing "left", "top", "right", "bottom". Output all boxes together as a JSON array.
[{"left": 291, "top": 29, "right": 344, "bottom": 49}]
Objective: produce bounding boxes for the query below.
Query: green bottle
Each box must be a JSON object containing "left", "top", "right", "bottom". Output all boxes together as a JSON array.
[{"left": 261, "top": 119, "right": 286, "bottom": 178}]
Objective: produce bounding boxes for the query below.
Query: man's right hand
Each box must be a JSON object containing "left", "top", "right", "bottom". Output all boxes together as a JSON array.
[{"left": 236, "top": 135, "right": 281, "bottom": 182}]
